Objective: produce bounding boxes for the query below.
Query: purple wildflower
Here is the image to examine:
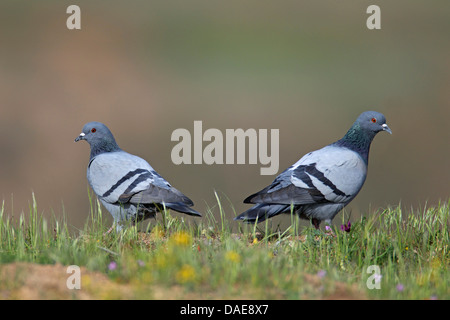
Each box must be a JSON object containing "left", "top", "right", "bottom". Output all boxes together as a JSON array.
[
  {"left": 340, "top": 221, "right": 352, "bottom": 232},
  {"left": 374, "top": 273, "right": 382, "bottom": 284},
  {"left": 137, "top": 260, "right": 145, "bottom": 267},
  {"left": 396, "top": 283, "right": 404, "bottom": 292},
  {"left": 317, "top": 270, "right": 327, "bottom": 278},
  {"left": 108, "top": 261, "right": 117, "bottom": 271}
]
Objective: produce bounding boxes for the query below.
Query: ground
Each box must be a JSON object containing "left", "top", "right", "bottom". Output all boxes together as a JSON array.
[{"left": 0, "top": 259, "right": 366, "bottom": 300}]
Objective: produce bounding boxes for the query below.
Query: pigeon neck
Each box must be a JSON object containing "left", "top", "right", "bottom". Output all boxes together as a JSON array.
[
  {"left": 89, "top": 140, "right": 121, "bottom": 160},
  {"left": 334, "top": 122, "right": 375, "bottom": 164}
]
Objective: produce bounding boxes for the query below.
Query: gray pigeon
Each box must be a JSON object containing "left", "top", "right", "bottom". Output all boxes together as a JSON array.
[
  {"left": 75, "top": 122, "right": 201, "bottom": 231},
  {"left": 234, "top": 111, "right": 391, "bottom": 229}
]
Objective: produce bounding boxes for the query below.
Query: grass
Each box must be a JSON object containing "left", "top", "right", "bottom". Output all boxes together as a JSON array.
[{"left": 0, "top": 192, "right": 448, "bottom": 299}]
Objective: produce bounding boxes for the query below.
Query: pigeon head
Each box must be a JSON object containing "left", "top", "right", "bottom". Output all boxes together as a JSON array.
[
  {"left": 75, "top": 122, "right": 121, "bottom": 159},
  {"left": 356, "top": 111, "right": 392, "bottom": 135},
  {"left": 335, "top": 111, "right": 391, "bottom": 163}
]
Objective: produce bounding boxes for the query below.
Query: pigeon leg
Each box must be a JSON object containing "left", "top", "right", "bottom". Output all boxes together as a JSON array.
[{"left": 312, "top": 218, "right": 320, "bottom": 229}]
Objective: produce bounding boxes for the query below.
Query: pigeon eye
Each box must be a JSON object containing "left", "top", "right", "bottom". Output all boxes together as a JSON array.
[
  {"left": 371, "top": 118, "right": 377, "bottom": 123},
  {"left": 91, "top": 128, "right": 97, "bottom": 133}
]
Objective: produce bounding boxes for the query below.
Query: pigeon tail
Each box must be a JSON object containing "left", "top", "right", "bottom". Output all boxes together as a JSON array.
[
  {"left": 165, "top": 202, "right": 202, "bottom": 217},
  {"left": 234, "top": 204, "right": 290, "bottom": 223}
]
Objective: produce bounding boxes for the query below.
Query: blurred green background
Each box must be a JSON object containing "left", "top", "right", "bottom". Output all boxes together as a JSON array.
[{"left": 0, "top": 1, "right": 448, "bottom": 229}]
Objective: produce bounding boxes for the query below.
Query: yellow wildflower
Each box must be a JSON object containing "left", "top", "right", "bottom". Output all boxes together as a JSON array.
[
  {"left": 176, "top": 264, "right": 196, "bottom": 283},
  {"left": 171, "top": 231, "right": 192, "bottom": 246},
  {"left": 225, "top": 250, "right": 241, "bottom": 263}
]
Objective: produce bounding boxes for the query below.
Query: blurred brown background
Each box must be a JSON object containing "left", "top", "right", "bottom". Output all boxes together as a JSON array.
[{"left": 0, "top": 1, "right": 448, "bottom": 230}]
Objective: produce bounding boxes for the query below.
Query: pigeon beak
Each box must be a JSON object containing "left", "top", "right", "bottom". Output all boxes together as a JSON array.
[
  {"left": 74, "top": 132, "right": 85, "bottom": 142},
  {"left": 381, "top": 123, "right": 392, "bottom": 134}
]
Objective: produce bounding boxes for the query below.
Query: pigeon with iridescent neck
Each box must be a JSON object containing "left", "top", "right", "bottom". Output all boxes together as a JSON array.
[{"left": 234, "top": 111, "right": 391, "bottom": 229}]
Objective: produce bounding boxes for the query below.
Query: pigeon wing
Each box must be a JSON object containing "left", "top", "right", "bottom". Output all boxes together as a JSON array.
[
  {"left": 244, "top": 146, "right": 367, "bottom": 205},
  {"left": 120, "top": 172, "right": 194, "bottom": 206}
]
